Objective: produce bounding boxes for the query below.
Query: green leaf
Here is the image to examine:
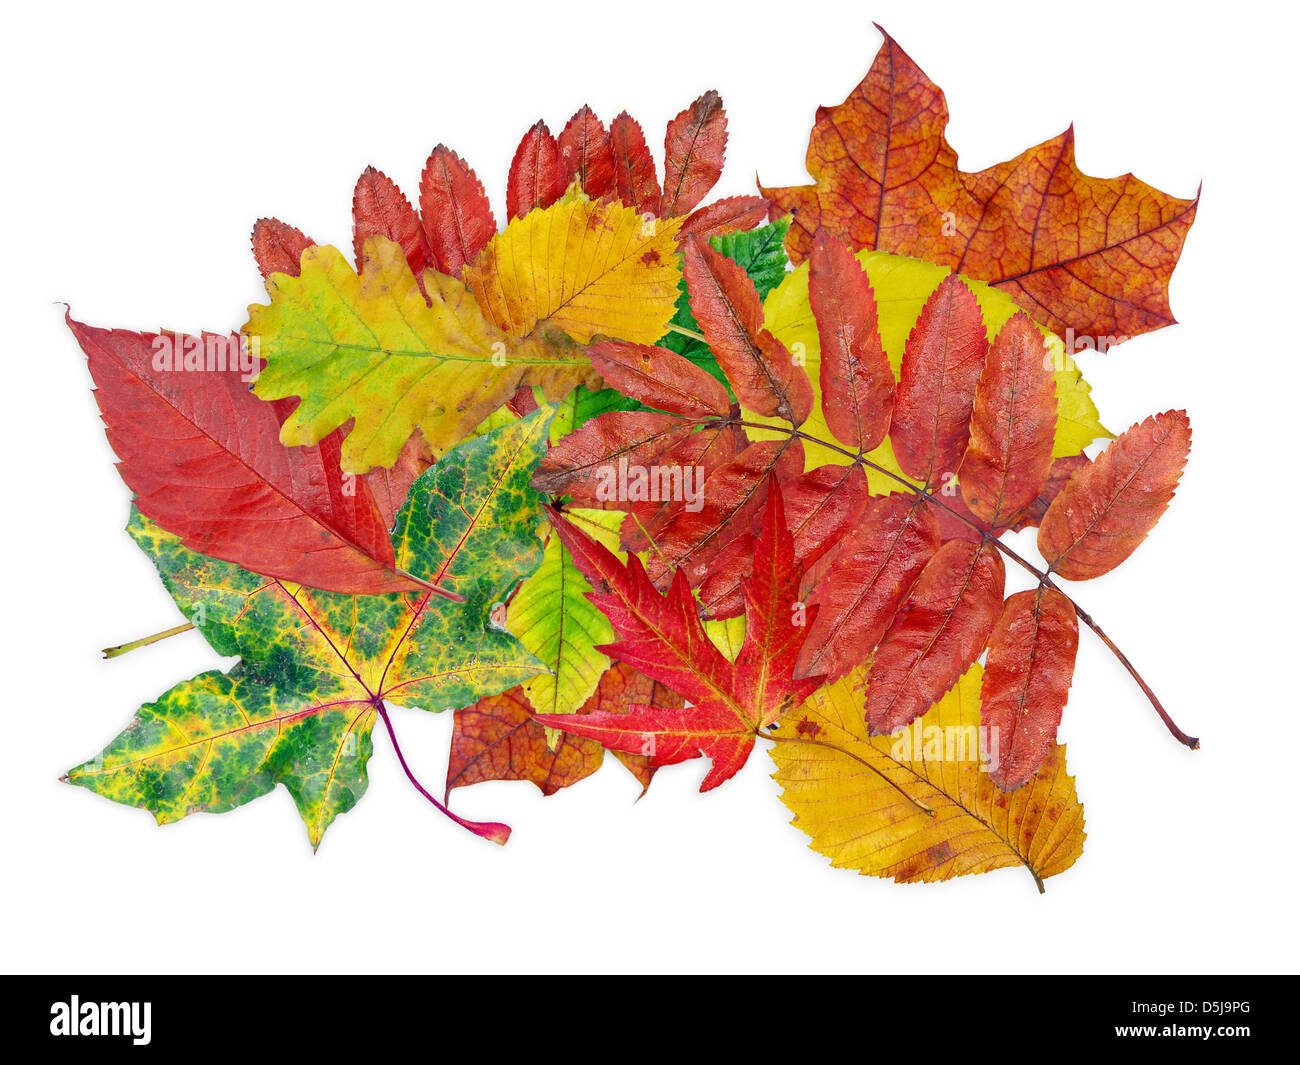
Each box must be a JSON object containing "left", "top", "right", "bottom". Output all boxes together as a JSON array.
[
  {"left": 66, "top": 408, "right": 557, "bottom": 847},
  {"left": 507, "top": 508, "right": 623, "bottom": 724}
]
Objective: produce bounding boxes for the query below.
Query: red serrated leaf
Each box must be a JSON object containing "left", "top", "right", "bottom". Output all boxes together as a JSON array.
[
  {"left": 661, "top": 89, "right": 727, "bottom": 218},
  {"left": 864, "top": 539, "right": 1005, "bottom": 734},
  {"left": 251, "top": 217, "right": 313, "bottom": 279},
  {"left": 682, "top": 236, "right": 814, "bottom": 425},
  {"left": 588, "top": 340, "right": 731, "bottom": 418},
  {"left": 531, "top": 411, "right": 695, "bottom": 503},
  {"left": 980, "top": 587, "right": 1079, "bottom": 791},
  {"left": 797, "top": 494, "right": 940, "bottom": 681},
  {"left": 700, "top": 463, "right": 869, "bottom": 622},
  {"left": 891, "top": 273, "right": 989, "bottom": 485},
  {"left": 646, "top": 437, "right": 803, "bottom": 589},
  {"left": 419, "top": 145, "right": 497, "bottom": 276},
  {"left": 1010, "top": 453, "right": 1091, "bottom": 533},
  {"left": 506, "top": 120, "right": 564, "bottom": 220},
  {"left": 538, "top": 488, "right": 822, "bottom": 791},
  {"left": 1037, "top": 411, "right": 1191, "bottom": 580},
  {"left": 558, "top": 105, "right": 616, "bottom": 200},
  {"left": 678, "top": 196, "right": 770, "bottom": 240},
  {"left": 809, "top": 228, "right": 894, "bottom": 452},
  {"left": 609, "top": 111, "right": 661, "bottom": 216},
  {"left": 68, "top": 317, "right": 434, "bottom": 596},
  {"left": 352, "top": 166, "right": 430, "bottom": 277},
  {"left": 958, "top": 312, "right": 1057, "bottom": 527}
]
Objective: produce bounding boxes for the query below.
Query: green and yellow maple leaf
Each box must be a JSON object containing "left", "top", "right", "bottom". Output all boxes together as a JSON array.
[
  {"left": 245, "top": 236, "right": 598, "bottom": 473},
  {"left": 65, "top": 408, "right": 557, "bottom": 847}
]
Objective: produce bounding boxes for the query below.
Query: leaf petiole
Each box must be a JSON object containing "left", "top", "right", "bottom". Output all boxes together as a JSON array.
[{"left": 102, "top": 622, "right": 194, "bottom": 659}]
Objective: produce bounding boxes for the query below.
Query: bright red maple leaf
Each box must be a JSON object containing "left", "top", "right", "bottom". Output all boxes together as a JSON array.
[{"left": 535, "top": 487, "right": 825, "bottom": 791}]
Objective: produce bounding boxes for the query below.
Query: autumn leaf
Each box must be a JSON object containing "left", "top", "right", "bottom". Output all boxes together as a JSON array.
[
  {"left": 587, "top": 340, "right": 732, "bottom": 419},
  {"left": 770, "top": 664, "right": 1085, "bottom": 890},
  {"left": 957, "top": 312, "right": 1058, "bottom": 527},
  {"left": 865, "top": 539, "right": 1006, "bottom": 734},
  {"left": 462, "top": 197, "right": 685, "bottom": 344},
  {"left": 66, "top": 408, "right": 558, "bottom": 847},
  {"left": 246, "top": 236, "right": 597, "bottom": 472},
  {"left": 352, "top": 165, "right": 430, "bottom": 277},
  {"left": 536, "top": 487, "right": 823, "bottom": 790},
  {"left": 609, "top": 111, "right": 661, "bottom": 216},
  {"left": 760, "top": 27, "right": 1198, "bottom": 343},
  {"left": 558, "top": 105, "right": 617, "bottom": 201},
  {"left": 445, "top": 662, "right": 679, "bottom": 798},
  {"left": 757, "top": 247, "right": 1108, "bottom": 485},
  {"left": 419, "top": 144, "right": 496, "bottom": 277},
  {"left": 68, "top": 316, "right": 443, "bottom": 598},
  {"left": 506, "top": 508, "right": 621, "bottom": 721},
  {"left": 251, "top": 217, "right": 313, "bottom": 279},
  {"left": 681, "top": 235, "right": 814, "bottom": 425},
  {"left": 661, "top": 90, "right": 727, "bottom": 218},
  {"left": 981, "top": 588, "right": 1079, "bottom": 790},
  {"left": 1037, "top": 411, "right": 1191, "bottom": 580},
  {"left": 507, "top": 120, "right": 564, "bottom": 220},
  {"left": 678, "top": 196, "right": 770, "bottom": 240}
]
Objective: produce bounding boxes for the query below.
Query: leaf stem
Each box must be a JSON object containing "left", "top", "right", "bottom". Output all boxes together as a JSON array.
[
  {"left": 666, "top": 322, "right": 708, "bottom": 344},
  {"left": 375, "top": 701, "right": 511, "bottom": 845},
  {"left": 102, "top": 622, "right": 194, "bottom": 659},
  {"left": 728, "top": 418, "right": 1198, "bottom": 750}
]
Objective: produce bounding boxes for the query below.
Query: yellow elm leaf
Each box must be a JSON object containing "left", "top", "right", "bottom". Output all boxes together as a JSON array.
[
  {"left": 463, "top": 197, "right": 685, "bottom": 344},
  {"left": 770, "top": 663, "right": 1085, "bottom": 890},
  {"left": 245, "top": 237, "right": 598, "bottom": 473},
  {"left": 758, "top": 250, "right": 1110, "bottom": 491}
]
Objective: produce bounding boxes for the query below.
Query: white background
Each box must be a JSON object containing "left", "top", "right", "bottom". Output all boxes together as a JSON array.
[{"left": 3, "top": 0, "right": 1296, "bottom": 974}]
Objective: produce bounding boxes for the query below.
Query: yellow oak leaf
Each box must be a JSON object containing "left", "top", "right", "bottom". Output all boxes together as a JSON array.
[{"left": 245, "top": 237, "right": 598, "bottom": 473}]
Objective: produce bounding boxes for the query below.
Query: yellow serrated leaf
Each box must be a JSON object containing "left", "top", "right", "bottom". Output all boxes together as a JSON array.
[{"left": 463, "top": 197, "right": 685, "bottom": 344}]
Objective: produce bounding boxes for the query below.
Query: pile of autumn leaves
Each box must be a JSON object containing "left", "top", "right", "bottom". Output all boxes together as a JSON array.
[{"left": 66, "top": 31, "right": 1198, "bottom": 889}]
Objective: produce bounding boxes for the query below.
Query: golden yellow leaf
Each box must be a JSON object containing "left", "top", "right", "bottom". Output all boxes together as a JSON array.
[
  {"left": 463, "top": 197, "right": 685, "bottom": 344},
  {"left": 770, "top": 664, "right": 1085, "bottom": 890}
]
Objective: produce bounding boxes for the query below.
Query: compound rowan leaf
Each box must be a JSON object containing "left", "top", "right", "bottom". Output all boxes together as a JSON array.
[
  {"left": 532, "top": 410, "right": 696, "bottom": 502},
  {"left": 682, "top": 235, "right": 814, "bottom": 425},
  {"left": 761, "top": 27, "right": 1198, "bottom": 343},
  {"left": 558, "top": 105, "right": 617, "bottom": 201},
  {"left": 771, "top": 664, "right": 1085, "bottom": 889},
  {"left": 865, "top": 539, "right": 1005, "bottom": 734},
  {"left": 958, "top": 312, "right": 1058, "bottom": 527},
  {"left": 246, "top": 236, "right": 596, "bottom": 472},
  {"left": 352, "top": 165, "right": 430, "bottom": 277},
  {"left": 890, "top": 273, "right": 989, "bottom": 486},
  {"left": 462, "top": 197, "right": 684, "bottom": 344},
  {"left": 419, "top": 144, "right": 497, "bottom": 277},
  {"left": 66, "top": 408, "right": 556, "bottom": 847},
  {"left": 1038, "top": 411, "right": 1191, "bottom": 580},
  {"left": 588, "top": 340, "right": 731, "bottom": 418},
  {"left": 981, "top": 588, "right": 1079, "bottom": 791},
  {"left": 754, "top": 248, "right": 1107, "bottom": 487},
  {"left": 609, "top": 111, "right": 661, "bottom": 215},
  {"left": 537, "top": 488, "right": 822, "bottom": 790},
  {"left": 808, "top": 228, "right": 894, "bottom": 452},
  {"left": 797, "top": 495, "right": 941, "bottom": 682},
  {"left": 251, "top": 217, "right": 313, "bottom": 279},
  {"left": 661, "top": 89, "right": 727, "bottom": 218},
  {"left": 445, "top": 662, "right": 679, "bottom": 798},
  {"left": 68, "top": 317, "right": 435, "bottom": 597}
]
